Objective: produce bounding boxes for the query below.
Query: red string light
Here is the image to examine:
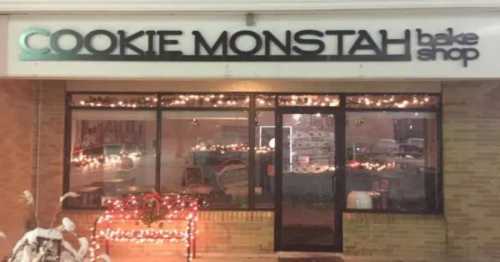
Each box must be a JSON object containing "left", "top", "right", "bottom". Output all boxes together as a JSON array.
[{"left": 90, "top": 193, "right": 202, "bottom": 262}]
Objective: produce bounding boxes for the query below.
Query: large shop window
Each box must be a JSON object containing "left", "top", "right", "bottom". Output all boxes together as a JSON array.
[
  {"left": 345, "top": 95, "right": 440, "bottom": 213},
  {"left": 66, "top": 93, "right": 441, "bottom": 213},
  {"left": 161, "top": 111, "right": 249, "bottom": 209},
  {"left": 68, "top": 110, "right": 157, "bottom": 208}
]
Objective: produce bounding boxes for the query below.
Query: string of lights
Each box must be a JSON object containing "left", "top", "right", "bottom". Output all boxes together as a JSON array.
[
  {"left": 74, "top": 95, "right": 158, "bottom": 108},
  {"left": 91, "top": 193, "right": 201, "bottom": 262},
  {"left": 191, "top": 143, "right": 274, "bottom": 154},
  {"left": 161, "top": 94, "right": 250, "bottom": 107},
  {"left": 348, "top": 160, "right": 397, "bottom": 172},
  {"left": 347, "top": 95, "right": 436, "bottom": 109},
  {"left": 279, "top": 95, "right": 340, "bottom": 107},
  {"left": 70, "top": 151, "right": 142, "bottom": 169},
  {"left": 72, "top": 94, "right": 437, "bottom": 109}
]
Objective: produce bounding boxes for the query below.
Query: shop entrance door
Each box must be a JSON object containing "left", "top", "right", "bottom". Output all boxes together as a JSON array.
[{"left": 276, "top": 108, "right": 343, "bottom": 251}]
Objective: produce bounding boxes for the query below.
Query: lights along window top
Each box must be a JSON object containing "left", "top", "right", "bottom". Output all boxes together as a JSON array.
[
  {"left": 72, "top": 94, "right": 158, "bottom": 108},
  {"left": 161, "top": 94, "right": 250, "bottom": 108},
  {"left": 278, "top": 95, "right": 340, "bottom": 107},
  {"left": 256, "top": 95, "right": 276, "bottom": 108},
  {"left": 346, "top": 94, "right": 439, "bottom": 109}
]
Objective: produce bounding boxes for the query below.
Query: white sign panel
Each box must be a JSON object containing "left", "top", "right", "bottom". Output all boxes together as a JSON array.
[{"left": 6, "top": 13, "right": 500, "bottom": 79}]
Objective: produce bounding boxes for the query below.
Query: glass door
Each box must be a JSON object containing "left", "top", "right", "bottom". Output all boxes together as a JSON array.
[{"left": 276, "top": 110, "right": 341, "bottom": 251}]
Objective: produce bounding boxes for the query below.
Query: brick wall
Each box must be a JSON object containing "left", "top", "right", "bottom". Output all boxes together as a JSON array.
[
  {"left": 196, "top": 211, "right": 274, "bottom": 253},
  {"left": 61, "top": 210, "right": 274, "bottom": 260},
  {"left": 0, "top": 80, "right": 36, "bottom": 258},
  {"left": 443, "top": 81, "right": 500, "bottom": 262},
  {"left": 36, "top": 81, "right": 66, "bottom": 227},
  {"left": 343, "top": 213, "right": 446, "bottom": 261}
]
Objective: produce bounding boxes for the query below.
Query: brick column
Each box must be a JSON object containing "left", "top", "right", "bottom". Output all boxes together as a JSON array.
[
  {"left": 443, "top": 81, "right": 500, "bottom": 262},
  {"left": 0, "top": 80, "right": 36, "bottom": 257},
  {"left": 35, "top": 81, "right": 66, "bottom": 227}
]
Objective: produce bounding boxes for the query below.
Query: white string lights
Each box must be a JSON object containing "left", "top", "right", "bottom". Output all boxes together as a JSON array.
[
  {"left": 279, "top": 95, "right": 340, "bottom": 107},
  {"left": 75, "top": 95, "right": 158, "bottom": 108},
  {"left": 191, "top": 143, "right": 274, "bottom": 154},
  {"left": 256, "top": 95, "right": 275, "bottom": 107},
  {"left": 347, "top": 95, "right": 437, "bottom": 109},
  {"left": 162, "top": 94, "right": 250, "bottom": 108},
  {"left": 348, "top": 160, "right": 397, "bottom": 172},
  {"left": 71, "top": 151, "right": 142, "bottom": 170}
]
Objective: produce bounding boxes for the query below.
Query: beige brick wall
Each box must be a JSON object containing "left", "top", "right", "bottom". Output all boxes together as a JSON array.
[
  {"left": 60, "top": 210, "right": 274, "bottom": 258},
  {"left": 443, "top": 81, "right": 500, "bottom": 262},
  {"left": 343, "top": 213, "right": 446, "bottom": 261},
  {"left": 0, "top": 80, "right": 36, "bottom": 258},
  {"left": 196, "top": 211, "right": 274, "bottom": 253}
]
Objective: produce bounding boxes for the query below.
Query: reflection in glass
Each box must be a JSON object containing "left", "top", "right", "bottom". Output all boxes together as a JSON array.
[
  {"left": 255, "top": 111, "right": 275, "bottom": 208},
  {"left": 346, "top": 112, "right": 438, "bottom": 212},
  {"left": 161, "top": 111, "right": 249, "bottom": 209},
  {"left": 68, "top": 111, "right": 157, "bottom": 208},
  {"left": 256, "top": 95, "right": 276, "bottom": 108},
  {"left": 281, "top": 113, "right": 336, "bottom": 247}
]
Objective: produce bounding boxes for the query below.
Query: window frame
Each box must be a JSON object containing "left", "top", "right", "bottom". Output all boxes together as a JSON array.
[
  {"left": 63, "top": 92, "right": 443, "bottom": 214},
  {"left": 342, "top": 93, "right": 443, "bottom": 214}
]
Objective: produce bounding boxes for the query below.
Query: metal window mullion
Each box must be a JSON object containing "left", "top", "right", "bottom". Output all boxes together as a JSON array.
[
  {"left": 248, "top": 94, "right": 256, "bottom": 209},
  {"left": 155, "top": 93, "right": 162, "bottom": 193}
]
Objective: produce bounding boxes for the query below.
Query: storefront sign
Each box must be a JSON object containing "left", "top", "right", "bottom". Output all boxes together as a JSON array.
[
  {"left": 19, "top": 28, "right": 480, "bottom": 67},
  {"left": 6, "top": 13, "right": 500, "bottom": 79}
]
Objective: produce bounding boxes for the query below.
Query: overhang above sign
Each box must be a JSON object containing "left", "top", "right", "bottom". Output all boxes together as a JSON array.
[{"left": 6, "top": 13, "right": 500, "bottom": 79}]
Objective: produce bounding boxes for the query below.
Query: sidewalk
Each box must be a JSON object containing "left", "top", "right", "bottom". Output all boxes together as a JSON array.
[{"left": 110, "top": 252, "right": 442, "bottom": 262}]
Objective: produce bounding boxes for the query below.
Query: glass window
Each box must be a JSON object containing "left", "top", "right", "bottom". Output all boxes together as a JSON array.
[
  {"left": 255, "top": 111, "right": 276, "bottom": 208},
  {"left": 68, "top": 110, "right": 157, "bottom": 208},
  {"left": 346, "top": 111, "right": 439, "bottom": 212},
  {"left": 66, "top": 93, "right": 441, "bottom": 213},
  {"left": 161, "top": 111, "right": 249, "bottom": 209}
]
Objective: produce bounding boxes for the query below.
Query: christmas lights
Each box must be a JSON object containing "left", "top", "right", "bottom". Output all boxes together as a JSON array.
[
  {"left": 71, "top": 150, "right": 142, "bottom": 169},
  {"left": 91, "top": 193, "right": 201, "bottom": 262},
  {"left": 256, "top": 95, "right": 276, "bottom": 107},
  {"left": 347, "top": 95, "right": 437, "bottom": 109},
  {"left": 161, "top": 94, "right": 250, "bottom": 108},
  {"left": 279, "top": 95, "right": 340, "bottom": 107},
  {"left": 289, "top": 165, "right": 337, "bottom": 174},
  {"left": 191, "top": 143, "right": 274, "bottom": 154},
  {"left": 74, "top": 95, "right": 158, "bottom": 108},
  {"left": 348, "top": 160, "right": 397, "bottom": 172},
  {"left": 72, "top": 94, "right": 438, "bottom": 109}
]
